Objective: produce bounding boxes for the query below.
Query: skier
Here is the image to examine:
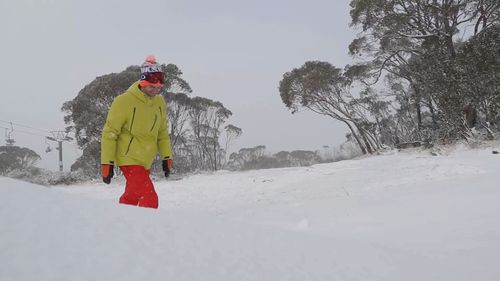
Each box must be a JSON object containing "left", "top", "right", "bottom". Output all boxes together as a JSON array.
[{"left": 100, "top": 55, "right": 173, "bottom": 209}]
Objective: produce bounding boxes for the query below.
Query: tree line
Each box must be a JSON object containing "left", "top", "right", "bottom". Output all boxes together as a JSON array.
[
  {"left": 62, "top": 59, "right": 365, "bottom": 177},
  {"left": 59, "top": 0, "right": 499, "bottom": 177},
  {"left": 61, "top": 65, "right": 241, "bottom": 176},
  {"left": 60, "top": 62, "right": 350, "bottom": 176}
]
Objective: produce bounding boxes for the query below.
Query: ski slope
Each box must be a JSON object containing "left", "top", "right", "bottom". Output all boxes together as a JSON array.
[{"left": 1, "top": 145, "right": 499, "bottom": 281}]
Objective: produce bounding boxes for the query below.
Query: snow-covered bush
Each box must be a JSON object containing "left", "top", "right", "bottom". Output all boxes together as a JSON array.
[
  {"left": 331, "top": 141, "right": 363, "bottom": 162},
  {"left": 6, "top": 167, "right": 91, "bottom": 186}
]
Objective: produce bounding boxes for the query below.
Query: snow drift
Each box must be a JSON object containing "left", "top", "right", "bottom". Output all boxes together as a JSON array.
[{"left": 1, "top": 146, "right": 499, "bottom": 281}]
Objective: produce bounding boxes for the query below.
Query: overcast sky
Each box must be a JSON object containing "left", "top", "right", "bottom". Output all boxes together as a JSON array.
[{"left": 0, "top": 0, "right": 357, "bottom": 171}]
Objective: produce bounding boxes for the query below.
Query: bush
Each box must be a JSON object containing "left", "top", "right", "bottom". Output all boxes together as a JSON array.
[{"left": 6, "top": 167, "right": 91, "bottom": 186}]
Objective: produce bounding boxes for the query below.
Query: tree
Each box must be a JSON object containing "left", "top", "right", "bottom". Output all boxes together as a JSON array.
[
  {"left": 222, "top": 124, "right": 243, "bottom": 167},
  {"left": 227, "top": 145, "right": 266, "bottom": 170},
  {"left": 163, "top": 92, "right": 195, "bottom": 173},
  {"left": 349, "top": 0, "right": 494, "bottom": 68},
  {"left": 62, "top": 64, "right": 192, "bottom": 175},
  {"left": 226, "top": 146, "right": 321, "bottom": 170},
  {"left": 472, "top": 0, "right": 500, "bottom": 35},
  {"left": 456, "top": 24, "right": 500, "bottom": 131},
  {"left": 63, "top": 61, "right": 243, "bottom": 175},
  {"left": 279, "top": 61, "right": 378, "bottom": 154},
  {"left": 188, "top": 97, "right": 236, "bottom": 170},
  {"left": 349, "top": 0, "right": 500, "bottom": 142},
  {"left": 289, "top": 150, "right": 322, "bottom": 166},
  {"left": 0, "top": 146, "right": 41, "bottom": 175}
]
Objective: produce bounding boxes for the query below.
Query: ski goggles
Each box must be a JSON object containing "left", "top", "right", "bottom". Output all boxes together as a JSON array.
[{"left": 140, "top": 72, "right": 165, "bottom": 85}]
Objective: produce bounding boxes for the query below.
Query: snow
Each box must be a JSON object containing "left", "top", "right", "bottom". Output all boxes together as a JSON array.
[{"left": 1, "top": 145, "right": 500, "bottom": 281}]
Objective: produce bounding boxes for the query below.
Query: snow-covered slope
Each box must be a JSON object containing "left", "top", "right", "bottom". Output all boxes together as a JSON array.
[{"left": 1, "top": 146, "right": 499, "bottom": 281}]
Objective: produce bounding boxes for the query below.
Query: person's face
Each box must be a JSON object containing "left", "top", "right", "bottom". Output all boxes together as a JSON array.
[{"left": 141, "top": 84, "right": 163, "bottom": 97}]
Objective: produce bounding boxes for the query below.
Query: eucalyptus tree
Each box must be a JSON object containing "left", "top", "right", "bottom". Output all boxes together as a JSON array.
[
  {"left": 62, "top": 64, "right": 191, "bottom": 175},
  {"left": 279, "top": 61, "right": 382, "bottom": 154},
  {"left": 188, "top": 97, "right": 239, "bottom": 170},
  {"left": 0, "top": 146, "right": 41, "bottom": 175},
  {"left": 349, "top": 0, "right": 500, "bottom": 139},
  {"left": 456, "top": 24, "right": 500, "bottom": 134}
]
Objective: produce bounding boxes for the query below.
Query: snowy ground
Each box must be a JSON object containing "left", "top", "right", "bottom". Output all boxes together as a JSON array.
[{"left": 1, "top": 144, "right": 500, "bottom": 281}]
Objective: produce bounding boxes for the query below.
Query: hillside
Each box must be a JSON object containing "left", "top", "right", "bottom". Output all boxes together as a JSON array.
[{"left": 1, "top": 145, "right": 499, "bottom": 281}]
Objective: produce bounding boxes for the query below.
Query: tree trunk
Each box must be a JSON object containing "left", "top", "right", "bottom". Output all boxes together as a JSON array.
[
  {"left": 367, "top": 129, "right": 381, "bottom": 149},
  {"left": 213, "top": 142, "right": 218, "bottom": 171},
  {"left": 358, "top": 128, "right": 374, "bottom": 154},
  {"left": 442, "top": 3, "right": 457, "bottom": 59},
  {"left": 427, "top": 98, "right": 438, "bottom": 127},
  {"left": 410, "top": 82, "right": 423, "bottom": 129},
  {"left": 464, "top": 103, "right": 478, "bottom": 128},
  {"left": 342, "top": 120, "right": 367, "bottom": 154}
]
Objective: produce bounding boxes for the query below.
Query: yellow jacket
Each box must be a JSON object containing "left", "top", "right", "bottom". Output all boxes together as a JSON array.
[{"left": 101, "top": 81, "right": 172, "bottom": 169}]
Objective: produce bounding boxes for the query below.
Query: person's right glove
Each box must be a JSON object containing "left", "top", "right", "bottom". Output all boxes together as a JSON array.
[
  {"left": 162, "top": 158, "right": 173, "bottom": 178},
  {"left": 101, "top": 164, "right": 114, "bottom": 184}
]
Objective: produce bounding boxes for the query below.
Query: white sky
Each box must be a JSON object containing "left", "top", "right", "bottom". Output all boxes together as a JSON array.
[{"left": 0, "top": 0, "right": 356, "bottom": 171}]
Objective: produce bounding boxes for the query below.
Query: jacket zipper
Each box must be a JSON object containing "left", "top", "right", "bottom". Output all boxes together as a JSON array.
[
  {"left": 130, "top": 108, "right": 136, "bottom": 132},
  {"left": 125, "top": 137, "right": 134, "bottom": 155},
  {"left": 150, "top": 114, "right": 158, "bottom": 131},
  {"left": 126, "top": 108, "right": 136, "bottom": 155}
]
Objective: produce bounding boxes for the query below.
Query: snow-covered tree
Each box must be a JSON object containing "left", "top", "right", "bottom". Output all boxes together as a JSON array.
[{"left": 0, "top": 146, "right": 41, "bottom": 175}]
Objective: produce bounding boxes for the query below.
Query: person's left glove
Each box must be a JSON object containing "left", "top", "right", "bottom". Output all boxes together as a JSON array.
[
  {"left": 162, "top": 158, "right": 173, "bottom": 178},
  {"left": 101, "top": 164, "right": 114, "bottom": 184}
]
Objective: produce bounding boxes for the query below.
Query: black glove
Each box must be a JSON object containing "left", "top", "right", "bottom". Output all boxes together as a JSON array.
[
  {"left": 162, "top": 158, "right": 173, "bottom": 178},
  {"left": 101, "top": 164, "right": 114, "bottom": 184}
]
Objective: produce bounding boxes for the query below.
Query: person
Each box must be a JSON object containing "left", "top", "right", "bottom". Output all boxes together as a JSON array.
[{"left": 100, "top": 55, "right": 173, "bottom": 209}]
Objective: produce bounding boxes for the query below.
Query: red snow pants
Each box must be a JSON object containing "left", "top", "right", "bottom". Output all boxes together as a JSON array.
[{"left": 119, "top": 165, "right": 158, "bottom": 209}]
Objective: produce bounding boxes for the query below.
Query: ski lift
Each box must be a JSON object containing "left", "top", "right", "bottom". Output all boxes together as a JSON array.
[
  {"left": 45, "top": 137, "right": 53, "bottom": 153},
  {"left": 4, "top": 123, "right": 15, "bottom": 146}
]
